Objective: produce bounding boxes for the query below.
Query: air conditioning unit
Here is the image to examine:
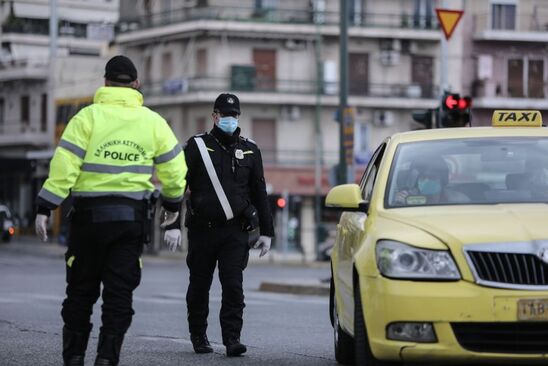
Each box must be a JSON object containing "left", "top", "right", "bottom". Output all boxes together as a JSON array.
[
  {"left": 373, "top": 110, "right": 395, "bottom": 127},
  {"left": 284, "top": 39, "right": 306, "bottom": 50},
  {"left": 400, "top": 40, "right": 418, "bottom": 54},
  {"left": 379, "top": 51, "right": 400, "bottom": 66},
  {"left": 379, "top": 39, "right": 401, "bottom": 52},
  {"left": 281, "top": 105, "right": 301, "bottom": 121}
]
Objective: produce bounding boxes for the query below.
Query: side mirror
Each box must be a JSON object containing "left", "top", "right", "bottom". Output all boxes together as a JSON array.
[{"left": 325, "top": 184, "right": 368, "bottom": 213}]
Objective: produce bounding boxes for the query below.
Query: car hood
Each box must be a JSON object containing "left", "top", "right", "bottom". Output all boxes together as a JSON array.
[{"left": 381, "top": 204, "right": 548, "bottom": 250}]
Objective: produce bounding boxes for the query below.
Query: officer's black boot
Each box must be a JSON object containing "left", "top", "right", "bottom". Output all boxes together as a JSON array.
[
  {"left": 63, "top": 326, "right": 91, "bottom": 366},
  {"left": 94, "top": 332, "right": 124, "bottom": 366},
  {"left": 191, "top": 334, "right": 213, "bottom": 354},
  {"left": 225, "top": 337, "right": 247, "bottom": 357}
]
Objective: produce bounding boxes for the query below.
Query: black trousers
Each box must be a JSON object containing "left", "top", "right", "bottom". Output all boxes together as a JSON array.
[
  {"left": 61, "top": 218, "right": 144, "bottom": 336},
  {"left": 186, "top": 224, "right": 250, "bottom": 344}
]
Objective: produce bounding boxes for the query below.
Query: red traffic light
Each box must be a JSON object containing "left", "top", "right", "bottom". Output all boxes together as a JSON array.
[
  {"left": 444, "top": 94, "right": 471, "bottom": 110},
  {"left": 458, "top": 97, "right": 471, "bottom": 109},
  {"left": 445, "top": 94, "right": 458, "bottom": 109},
  {"left": 276, "top": 197, "right": 286, "bottom": 208}
]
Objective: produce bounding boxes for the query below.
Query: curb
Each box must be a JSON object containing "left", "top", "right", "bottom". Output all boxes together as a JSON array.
[{"left": 258, "top": 280, "right": 330, "bottom": 296}]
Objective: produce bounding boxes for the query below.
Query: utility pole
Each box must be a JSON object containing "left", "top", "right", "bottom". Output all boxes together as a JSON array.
[
  {"left": 338, "top": 0, "right": 349, "bottom": 185},
  {"left": 48, "top": 0, "right": 57, "bottom": 147},
  {"left": 313, "top": 7, "right": 324, "bottom": 261}
]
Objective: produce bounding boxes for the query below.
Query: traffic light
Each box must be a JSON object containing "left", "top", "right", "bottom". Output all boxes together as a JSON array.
[
  {"left": 439, "top": 92, "right": 472, "bottom": 128},
  {"left": 412, "top": 109, "right": 433, "bottom": 129},
  {"left": 269, "top": 194, "right": 287, "bottom": 211}
]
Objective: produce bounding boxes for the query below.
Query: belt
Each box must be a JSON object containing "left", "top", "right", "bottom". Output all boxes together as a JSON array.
[
  {"left": 72, "top": 198, "right": 145, "bottom": 224},
  {"left": 188, "top": 214, "right": 243, "bottom": 229}
]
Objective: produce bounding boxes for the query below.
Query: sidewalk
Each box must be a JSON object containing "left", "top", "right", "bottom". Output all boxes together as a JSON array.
[{"left": 2, "top": 236, "right": 331, "bottom": 297}]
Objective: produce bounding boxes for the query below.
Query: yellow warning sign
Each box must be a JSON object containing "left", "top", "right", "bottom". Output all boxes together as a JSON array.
[{"left": 436, "top": 8, "right": 464, "bottom": 40}]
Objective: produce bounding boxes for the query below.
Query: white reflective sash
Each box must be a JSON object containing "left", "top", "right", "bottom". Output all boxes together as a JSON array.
[{"left": 194, "top": 137, "right": 234, "bottom": 220}]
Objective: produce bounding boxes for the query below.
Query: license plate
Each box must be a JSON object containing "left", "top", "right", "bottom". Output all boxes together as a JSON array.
[{"left": 517, "top": 299, "right": 548, "bottom": 321}]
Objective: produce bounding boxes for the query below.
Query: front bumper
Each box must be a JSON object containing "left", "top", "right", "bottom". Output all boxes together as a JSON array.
[{"left": 361, "top": 275, "right": 548, "bottom": 363}]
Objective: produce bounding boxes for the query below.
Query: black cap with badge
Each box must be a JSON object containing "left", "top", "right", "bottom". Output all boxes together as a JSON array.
[
  {"left": 104, "top": 55, "right": 138, "bottom": 83},
  {"left": 214, "top": 93, "right": 240, "bottom": 115}
]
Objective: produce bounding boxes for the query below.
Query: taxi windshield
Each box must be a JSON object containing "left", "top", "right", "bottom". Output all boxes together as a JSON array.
[{"left": 386, "top": 137, "right": 548, "bottom": 207}]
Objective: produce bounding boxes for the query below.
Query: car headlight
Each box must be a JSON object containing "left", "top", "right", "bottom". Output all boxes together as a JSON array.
[{"left": 376, "top": 240, "right": 460, "bottom": 280}]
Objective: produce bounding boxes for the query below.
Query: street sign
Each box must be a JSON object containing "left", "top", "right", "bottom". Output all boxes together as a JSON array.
[{"left": 435, "top": 8, "right": 464, "bottom": 40}]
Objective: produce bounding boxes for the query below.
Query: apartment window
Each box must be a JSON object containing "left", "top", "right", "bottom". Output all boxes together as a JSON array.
[
  {"left": 21, "top": 95, "right": 29, "bottom": 130},
  {"left": 349, "top": 0, "right": 366, "bottom": 26},
  {"left": 41, "top": 94, "right": 47, "bottom": 132},
  {"left": 349, "top": 53, "right": 368, "bottom": 95},
  {"left": 507, "top": 58, "right": 545, "bottom": 98},
  {"left": 196, "top": 49, "right": 207, "bottom": 77},
  {"left": 162, "top": 52, "right": 173, "bottom": 80},
  {"left": 491, "top": 3, "right": 516, "bottom": 30},
  {"left": 143, "top": 55, "right": 152, "bottom": 82},
  {"left": 196, "top": 117, "right": 207, "bottom": 134},
  {"left": 252, "top": 118, "right": 276, "bottom": 163},
  {"left": 528, "top": 60, "right": 544, "bottom": 98},
  {"left": 413, "top": 0, "right": 434, "bottom": 29},
  {"left": 253, "top": 49, "right": 276, "bottom": 91}
]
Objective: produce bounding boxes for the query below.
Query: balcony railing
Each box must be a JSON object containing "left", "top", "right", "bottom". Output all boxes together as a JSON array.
[
  {"left": 474, "top": 13, "right": 548, "bottom": 33},
  {"left": 141, "top": 76, "right": 438, "bottom": 99},
  {"left": 2, "top": 17, "right": 97, "bottom": 38},
  {"left": 0, "top": 57, "right": 49, "bottom": 80},
  {"left": 117, "top": 6, "right": 438, "bottom": 33}
]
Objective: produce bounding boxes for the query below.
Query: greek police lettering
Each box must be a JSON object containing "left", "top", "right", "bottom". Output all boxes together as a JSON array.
[
  {"left": 94, "top": 139, "right": 147, "bottom": 158},
  {"left": 104, "top": 150, "right": 140, "bottom": 161}
]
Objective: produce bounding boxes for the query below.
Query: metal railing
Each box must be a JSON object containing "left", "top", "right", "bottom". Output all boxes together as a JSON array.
[
  {"left": 117, "top": 6, "right": 439, "bottom": 33},
  {"left": 473, "top": 12, "right": 548, "bottom": 33},
  {"left": 2, "top": 17, "right": 90, "bottom": 38},
  {"left": 0, "top": 119, "right": 48, "bottom": 136},
  {"left": 141, "top": 76, "right": 438, "bottom": 99}
]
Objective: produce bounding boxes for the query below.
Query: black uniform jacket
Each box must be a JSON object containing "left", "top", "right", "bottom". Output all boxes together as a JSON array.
[{"left": 183, "top": 125, "right": 274, "bottom": 237}]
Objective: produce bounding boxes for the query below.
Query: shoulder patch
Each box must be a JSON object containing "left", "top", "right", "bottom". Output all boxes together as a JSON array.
[{"left": 245, "top": 137, "right": 257, "bottom": 145}]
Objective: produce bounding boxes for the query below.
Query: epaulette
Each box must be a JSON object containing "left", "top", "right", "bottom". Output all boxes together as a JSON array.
[
  {"left": 183, "top": 133, "right": 207, "bottom": 149},
  {"left": 240, "top": 136, "right": 257, "bottom": 145}
]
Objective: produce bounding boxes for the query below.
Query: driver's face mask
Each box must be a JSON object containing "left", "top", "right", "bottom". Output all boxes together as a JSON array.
[{"left": 417, "top": 177, "right": 442, "bottom": 195}]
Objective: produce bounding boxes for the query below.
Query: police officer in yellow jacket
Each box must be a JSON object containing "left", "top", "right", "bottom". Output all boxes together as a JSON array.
[{"left": 34, "top": 56, "right": 187, "bottom": 366}]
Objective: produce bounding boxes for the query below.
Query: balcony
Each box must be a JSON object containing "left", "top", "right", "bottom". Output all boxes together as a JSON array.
[
  {"left": 0, "top": 58, "right": 49, "bottom": 81},
  {"left": 473, "top": 13, "right": 548, "bottom": 42},
  {"left": 116, "top": 6, "right": 440, "bottom": 44},
  {"left": 0, "top": 120, "right": 50, "bottom": 147},
  {"left": 140, "top": 76, "right": 438, "bottom": 110},
  {"left": 471, "top": 79, "right": 548, "bottom": 110}
]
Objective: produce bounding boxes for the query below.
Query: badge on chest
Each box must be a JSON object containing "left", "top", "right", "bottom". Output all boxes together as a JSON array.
[{"left": 235, "top": 149, "right": 244, "bottom": 160}]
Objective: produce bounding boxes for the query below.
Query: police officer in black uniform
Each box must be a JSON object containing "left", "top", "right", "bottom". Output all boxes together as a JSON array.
[{"left": 182, "top": 93, "right": 274, "bottom": 356}]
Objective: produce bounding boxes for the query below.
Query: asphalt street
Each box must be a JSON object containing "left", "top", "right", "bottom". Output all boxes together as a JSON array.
[{"left": 0, "top": 238, "right": 334, "bottom": 366}]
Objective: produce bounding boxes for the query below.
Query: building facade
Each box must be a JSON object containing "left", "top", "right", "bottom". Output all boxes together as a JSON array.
[
  {"left": 117, "top": 0, "right": 446, "bottom": 259},
  {"left": 461, "top": 0, "right": 548, "bottom": 125},
  {"left": 0, "top": 0, "right": 118, "bottom": 230}
]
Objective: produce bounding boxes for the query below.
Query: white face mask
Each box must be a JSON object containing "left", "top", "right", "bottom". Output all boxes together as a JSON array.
[{"left": 218, "top": 116, "right": 238, "bottom": 134}]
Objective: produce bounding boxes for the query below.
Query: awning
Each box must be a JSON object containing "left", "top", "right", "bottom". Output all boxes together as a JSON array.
[
  {"left": 264, "top": 166, "right": 362, "bottom": 196},
  {"left": 14, "top": 2, "right": 118, "bottom": 23},
  {"left": 13, "top": 2, "right": 48, "bottom": 20}
]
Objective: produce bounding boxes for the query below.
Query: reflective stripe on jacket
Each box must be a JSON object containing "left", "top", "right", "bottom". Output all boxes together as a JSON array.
[{"left": 38, "top": 86, "right": 187, "bottom": 207}]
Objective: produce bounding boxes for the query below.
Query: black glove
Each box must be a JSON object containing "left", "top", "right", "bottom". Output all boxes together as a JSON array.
[{"left": 242, "top": 204, "right": 259, "bottom": 232}]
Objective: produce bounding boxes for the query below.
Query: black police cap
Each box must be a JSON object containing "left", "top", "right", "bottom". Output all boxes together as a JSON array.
[
  {"left": 104, "top": 55, "right": 138, "bottom": 83},
  {"left": 214, "top": 93, "right": 240, "bottom": 114}
]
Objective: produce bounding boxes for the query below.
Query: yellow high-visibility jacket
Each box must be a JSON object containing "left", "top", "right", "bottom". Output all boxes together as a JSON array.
[{"left": 38, "top": 86, "right": 187, "bottom": 209}]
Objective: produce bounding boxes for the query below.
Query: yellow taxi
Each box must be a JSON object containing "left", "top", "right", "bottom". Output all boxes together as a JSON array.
[{"left": 326, "top": 111, "right": 548, "bottom": 365}]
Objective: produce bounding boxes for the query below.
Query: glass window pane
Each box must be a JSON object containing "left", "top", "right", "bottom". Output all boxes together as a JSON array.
[
  {"left": 528, "top": 60, "right": 544, "bottom": 98},
  {"left": 386, "top": 138, "right": 548, "bottom": 207},
  {"left": 507, "top": 59, "right": 524, "bottom": 97}
]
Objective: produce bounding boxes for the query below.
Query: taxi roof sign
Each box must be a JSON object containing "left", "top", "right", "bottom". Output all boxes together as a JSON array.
[{"left": 492, "top": 110, "right": 543, "bottom": 127}]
